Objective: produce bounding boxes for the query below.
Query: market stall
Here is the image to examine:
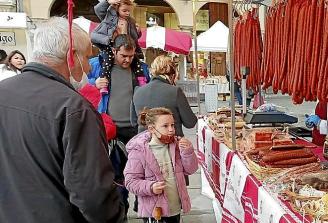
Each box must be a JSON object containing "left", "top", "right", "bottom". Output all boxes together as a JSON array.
[
  {"left": 190, "top": 20, "right": 229, "bottom": 52},
  {"left": 190, "top": 21, "right": 230, "bottom": 112},
  {"left": 138, "top": 26, "right": 192, "bottom": 55},
  {"left": 197, "top": 112, "right": 328, "bottom": 223},
  {"left": 196, "top": 0, "right": 328, "bottom": 220}
]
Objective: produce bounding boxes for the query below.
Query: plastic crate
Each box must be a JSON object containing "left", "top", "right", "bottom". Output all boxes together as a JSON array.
[
  {"left": 205, "top": 84, "right": 219, "bottom": 112},
  {"left": 176, "top": 80, "right": 199, "bottom": 105}
]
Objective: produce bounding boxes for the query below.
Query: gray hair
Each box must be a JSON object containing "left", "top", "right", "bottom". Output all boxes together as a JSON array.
[{"left": 31, "top": 17, "right": 90, "bottom": 64}]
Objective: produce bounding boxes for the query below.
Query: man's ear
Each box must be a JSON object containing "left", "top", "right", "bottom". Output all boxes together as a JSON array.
[
  {"left": 112, "top": 48, "right": 116, "bottom": 55},
  {"left": 66, "top": 48, "right": 77, "bottom": 56},
  {"left": 66, "top": 48, "right": 77, "bottom": 63}
]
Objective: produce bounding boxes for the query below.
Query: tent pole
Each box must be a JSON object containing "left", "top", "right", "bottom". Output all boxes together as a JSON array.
[
  {"left": 228, "top": 0, "right": 236, "bottom": 150},
  {"left": 193, "top": 0, "right": 201, "bottom": 115}
]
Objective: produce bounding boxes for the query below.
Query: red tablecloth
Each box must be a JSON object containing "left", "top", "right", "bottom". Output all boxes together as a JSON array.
[{"left": 294, "top": 138, "right": 324, "bottom": 161}]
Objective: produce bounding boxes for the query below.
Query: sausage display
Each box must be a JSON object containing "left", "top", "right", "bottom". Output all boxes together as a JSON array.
[
  {"left": 259, "top": 0, "right": 328, "bottom": 103},
  {"left": 233, "top": 8, "right": 263, "bottom": 92},
  {"left": 262, "top": 149, "right": 313, "bottom": 163}
]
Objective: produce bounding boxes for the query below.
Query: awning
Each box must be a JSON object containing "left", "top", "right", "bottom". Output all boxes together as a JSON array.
[
  {"left": 73, "top": 16, "right": 98, "bottom": 35},
  {"left": 138, "top": 26, "right": 192, "bottom": 55},
  {"left": 190, "top": 21, "right": 229, "bottom": 52},
  {"left": 73, "top": 17, "right": 192, "bottom": 55}
]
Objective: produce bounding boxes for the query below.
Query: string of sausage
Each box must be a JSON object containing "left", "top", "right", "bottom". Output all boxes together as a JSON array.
[
  {"left": 233, "top": 8, "right": 263, "bottom": 92},
  {"left": 260, "top": 0, "right": 327, "bottom": 103}
]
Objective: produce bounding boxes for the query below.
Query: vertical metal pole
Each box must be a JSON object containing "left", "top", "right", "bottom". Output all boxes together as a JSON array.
[
  {"left": 261, "top": 5, "right": 267, "bottom": 100},
  {"left": 228, "top": 0, "right": 236, "bottom": 150},
  {"left": 193, "top": 0, "right": 201, "bottom": 115},
  {"left": 242, "top": 77, "right": 247, "bottom": 114}
]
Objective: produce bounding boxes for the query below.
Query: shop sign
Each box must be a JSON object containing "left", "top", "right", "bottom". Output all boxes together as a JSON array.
[
  {"left": 196, "top": 10, "right": 209, "bottom": 31},
  {"left": 0, "top": 12, "right": 27, "bottom": 29},
  {"left": 0, "top": 31, "right": 16, "bottom": 46}
]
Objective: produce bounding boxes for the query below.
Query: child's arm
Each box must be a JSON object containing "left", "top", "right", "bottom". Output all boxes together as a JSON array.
[
  {"left": 124, "top": 150, "right": 156, "bottom": 196},
  {"left": 94, "top": 0, "right": 109, "bottom": 20},
  {"left": 94, "top": 0, "right": 120, "bottom": 20},
  {"left": 94, "top": 0, "right": 112, "bottom": 20},
  {"left": 178, "top": 138, "right": 199, "bottom": 175}
]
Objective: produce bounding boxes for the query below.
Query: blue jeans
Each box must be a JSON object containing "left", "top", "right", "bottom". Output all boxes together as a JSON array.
[{"left": 235, "top": 89, "right": 242, "bottom": 105}]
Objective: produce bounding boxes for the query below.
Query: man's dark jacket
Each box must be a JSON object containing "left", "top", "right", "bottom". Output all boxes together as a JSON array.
[{"left": 0, "top": 63, "right": 124, "bottom": 223}]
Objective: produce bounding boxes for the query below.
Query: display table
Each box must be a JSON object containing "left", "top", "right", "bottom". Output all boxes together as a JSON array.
[{"left": 197, "top": 119, "right": 315, "bottom": 223}]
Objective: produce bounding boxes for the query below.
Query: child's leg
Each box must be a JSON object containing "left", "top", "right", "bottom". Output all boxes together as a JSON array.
[
  {"left": 100, "top": 46, "right": 113, "bottom": 78},
  {"left": 99, "top": 45, "right": 114, "bottom": 94},
  {"left": 133, "top": 195, "right": 138, "bottom": 212},
  {"left": 131, "top": 56, "right": 146, "bottom": 80}
]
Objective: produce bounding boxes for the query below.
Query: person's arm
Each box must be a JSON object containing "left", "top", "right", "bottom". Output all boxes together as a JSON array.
[
  {"left": 94, "top": 0, "right": 110, "bottom": 20},
  {"left": 101, "top": 113, "right": 117, "bottom": 141},
  {"left": 141, "top": 63, "right": 151, "bottom": 83},
  {"left": 62, "top": 108, "right": 124, "bottom": 223},
  {"left": 176, "top": 87, "right": 197, "bottom": 128},
  {"left": 319, "top": 119, "right": 328, "bottom": 135},
  {"left": 124, "top": 150, "right": 155, "bottom": 196},
  {"left": 130, "top": 97, "right": 138, "bottom": 127},
  {"left": 87, "top": 57, "right": 102, "bottom": 85}
]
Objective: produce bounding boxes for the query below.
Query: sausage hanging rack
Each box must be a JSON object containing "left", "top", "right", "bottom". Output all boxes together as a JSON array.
[{"left": 227, "top": 0, "right": 264, "bottom": 150}]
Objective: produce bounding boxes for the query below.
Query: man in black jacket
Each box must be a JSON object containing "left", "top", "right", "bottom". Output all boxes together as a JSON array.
[{"left": 0, "top": 17, "right": 124, "bottom": 223}]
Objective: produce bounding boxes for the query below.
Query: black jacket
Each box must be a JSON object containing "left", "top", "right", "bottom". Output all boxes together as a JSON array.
[
  {"left": 130, "top": 77, "right": 197, "bottom": 136},
  {"left": 0, "top": 63, "right": 124, "bottom": 223}
]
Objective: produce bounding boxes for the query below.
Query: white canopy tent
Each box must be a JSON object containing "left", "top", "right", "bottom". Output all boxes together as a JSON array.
[{"left": 191, "top": 20, "right": 229, "bottom": 52}]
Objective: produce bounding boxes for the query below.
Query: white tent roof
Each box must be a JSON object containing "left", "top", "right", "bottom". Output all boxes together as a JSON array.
[{"left": 191, "top": 21, "right": 229, "bottom": 52}]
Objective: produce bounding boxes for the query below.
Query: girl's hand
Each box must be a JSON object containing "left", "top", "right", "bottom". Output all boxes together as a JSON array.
[
  {"left": 152, "top": 181, "right": 165, "bottom": 195},
  {"left": 95, "top": 77, "right": 108, "bottom": 89},
  {"left": 107, "top": 0, "right": 120, "bottom": 5},
  {"left": 178, "top": 137, "right": 192, "bottom": 150}
]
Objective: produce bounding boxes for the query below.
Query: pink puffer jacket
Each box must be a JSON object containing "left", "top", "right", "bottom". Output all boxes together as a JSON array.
[{"left": 124, "top": 131, "right": 198, "bottom": 218}]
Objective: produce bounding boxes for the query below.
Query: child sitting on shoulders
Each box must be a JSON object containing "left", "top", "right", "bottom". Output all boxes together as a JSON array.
[
  {"left": 124, "top": 107, "right": 198, "bottom": 223},
  {"left": 91, "top": 0, "right": 144, "bottom": 94}
]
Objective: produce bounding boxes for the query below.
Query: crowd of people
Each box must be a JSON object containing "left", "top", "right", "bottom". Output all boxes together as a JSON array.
[
  {"left": 1, "top": 0, "right": 326, "bottom": 223},
  {"left": 0, "top": 0, "right": 198, "bottom": 223}
]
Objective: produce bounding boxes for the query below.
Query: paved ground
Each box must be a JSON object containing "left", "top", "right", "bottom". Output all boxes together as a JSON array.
[{"left": 127, "top": 92, "right": 316, "bottom": 223}]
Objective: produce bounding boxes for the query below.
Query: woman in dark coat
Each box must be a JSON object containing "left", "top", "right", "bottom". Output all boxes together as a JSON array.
[{"left": 130, "top": 55, "right": 197, "bottom": 137}]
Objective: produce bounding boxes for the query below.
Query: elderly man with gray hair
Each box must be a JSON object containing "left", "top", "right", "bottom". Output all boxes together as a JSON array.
[{"left": 0, "top": 17, "right": 124, "bottom": 223}]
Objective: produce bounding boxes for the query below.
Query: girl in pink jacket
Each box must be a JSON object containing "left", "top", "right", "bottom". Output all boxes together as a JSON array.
[{"left": 124, "top": 107, "right": 198, "bottom": 223}]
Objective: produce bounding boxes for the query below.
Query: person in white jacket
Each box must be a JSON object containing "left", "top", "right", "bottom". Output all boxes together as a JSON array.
[{"left": 0, "top": 50, "right": 26, "bottom": 81}]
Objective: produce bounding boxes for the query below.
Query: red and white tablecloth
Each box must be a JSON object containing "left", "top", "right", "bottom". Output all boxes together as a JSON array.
[{"left": 197, "top": 119, "right": 314, "bottom": 223}]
